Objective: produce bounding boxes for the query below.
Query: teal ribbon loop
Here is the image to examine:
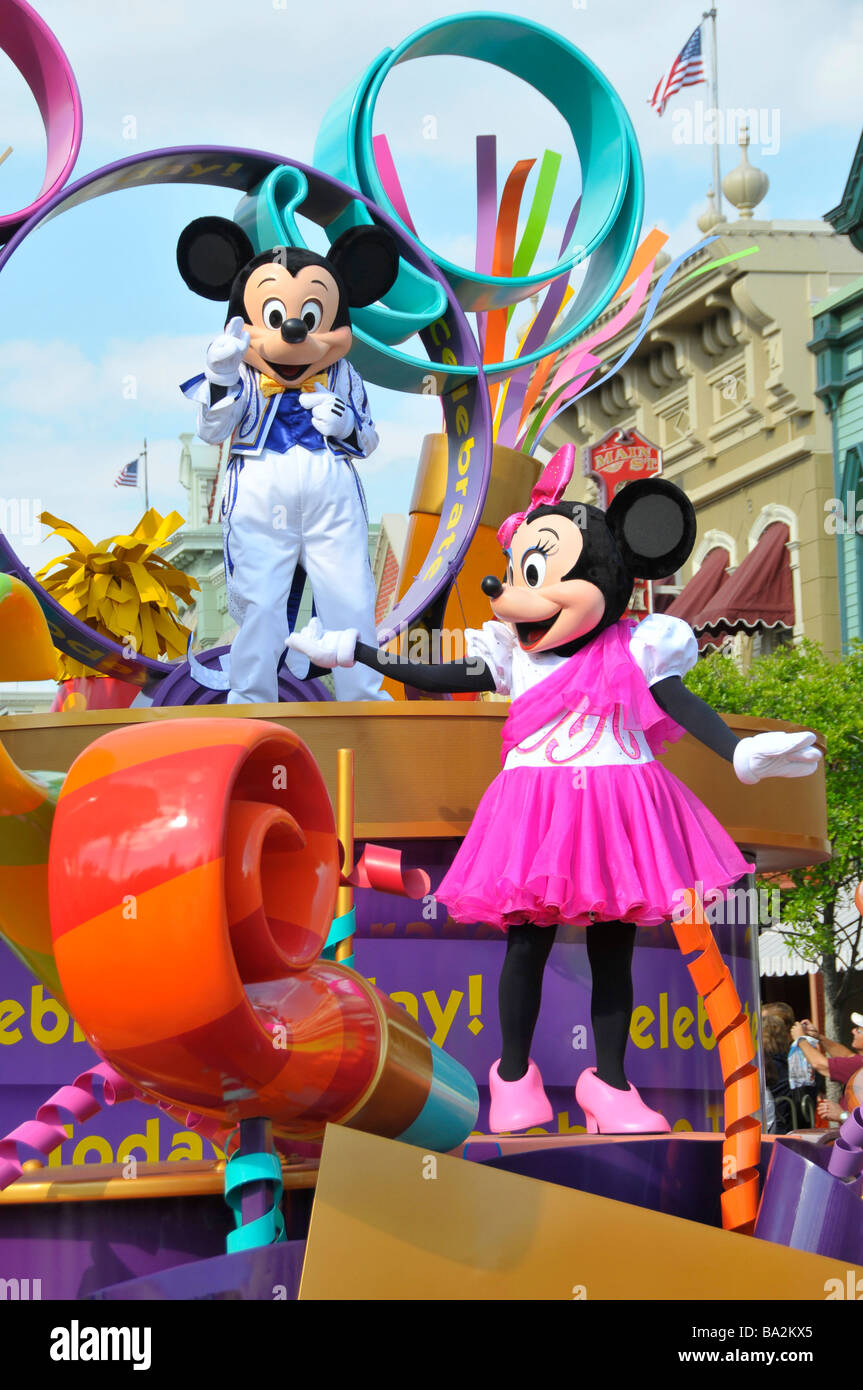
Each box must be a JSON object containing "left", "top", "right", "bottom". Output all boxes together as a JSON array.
[
  {"left": 322, "top": 907, "right": 356, "bottom": 961},
  {"left": 224, "top": 1149, "right": 286, "bottom": 1252},
  {"left": 313, "top": 11, "right": 643, "bottom": 379}
]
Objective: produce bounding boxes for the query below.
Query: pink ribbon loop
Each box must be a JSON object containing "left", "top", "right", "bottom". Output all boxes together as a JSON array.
[{"left": 343, "top": 843, "right": 431, "bottom": 899}]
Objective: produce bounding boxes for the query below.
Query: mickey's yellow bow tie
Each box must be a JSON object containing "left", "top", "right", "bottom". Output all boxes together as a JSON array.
[{"left": 260, "top": 371, "right": 328, "bottom": 398}]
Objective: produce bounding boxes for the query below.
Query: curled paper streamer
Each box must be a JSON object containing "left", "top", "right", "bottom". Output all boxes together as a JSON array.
[
  {"left": 527, "top": 235, "right": 720, "bottom": 453},
  {"left": 35, "top": 509, "right": 199, "bottom": 680},
  {"left": 225, "top": 1148, "right": 286, "bottom": 1252},
  {"left": 0, "top": 1060, "right": 136, "bottom": 1190},
  {"left": 0, "top": 1058, "right": 232, "bottom": 1192},
  {"left": 828, "top": 1108, "right": 863, "bottom": 1180},
  {"left": 672, "top": 890, "right": 761, "bottom": 1234},
  {"left": 343, "top": 843, "right": 431, "bottom": 899}
]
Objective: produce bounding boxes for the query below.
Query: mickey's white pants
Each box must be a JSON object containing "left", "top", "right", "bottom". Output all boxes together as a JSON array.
[{"left": 222, "top": 445, "right": 388, "bottom": 704}]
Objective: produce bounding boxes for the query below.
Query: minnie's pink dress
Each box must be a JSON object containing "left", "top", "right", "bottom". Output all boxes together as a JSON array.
[{"left": 435, "top": 613, "right": 753, "bottom": 931}]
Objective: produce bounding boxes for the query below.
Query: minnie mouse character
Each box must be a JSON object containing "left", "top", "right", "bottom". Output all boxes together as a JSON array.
[
  {"left": 287, "top": 445, "right": 821, "bottom": 1133},
  {"left": 177, "top": 217, "right": 399, "bottom": 703}
]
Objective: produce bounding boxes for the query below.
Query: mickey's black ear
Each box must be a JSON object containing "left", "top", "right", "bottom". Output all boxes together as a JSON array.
[
  {"left": 176, "top": 217, "right": 255, "bottom": 300},
  {"left": 326, "top": 226, "right": 399, "bottom": 307},
  {"left": 606, "top": 478, "right": 696, "bottom": 579}
]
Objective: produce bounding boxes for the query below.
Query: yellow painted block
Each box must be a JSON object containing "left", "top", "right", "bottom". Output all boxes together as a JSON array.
[{"left": 300, "top": 1125, "right": 863, "bottom": 1301}]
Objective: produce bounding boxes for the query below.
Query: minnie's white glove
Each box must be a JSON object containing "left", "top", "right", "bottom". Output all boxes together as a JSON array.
[
  {"left": 285, "top": 617, "right": 358, "bottom": 669},
  {"left": 733, "top": 730, "right": 821, "bottom": 785},
  {"left": 205, "top": 315, "right": 249, "bottom": 387},
  {"left": 298, "top": 382, "right": 355, "bottom": 441}
]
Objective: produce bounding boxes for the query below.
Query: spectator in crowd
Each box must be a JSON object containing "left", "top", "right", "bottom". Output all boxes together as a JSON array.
[
  {"left": 762, "top": 1011, "right": 793, "bottom": 1134},
  {"left": 762, "top": 1002, "right": 823, "bottom": 1127},
  {"left": 785, "top": 1019, "right": 821, "bottom": 1126},
  {"left": 791, "top": 1013, "right": 863, "bottom": 1126},
  {"left": 763, "top": 1001, "right": 794, "bottom": 1029}
]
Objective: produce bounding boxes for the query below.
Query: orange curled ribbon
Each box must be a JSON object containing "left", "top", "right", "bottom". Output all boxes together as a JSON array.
[{"left": 672, "top": 890, "right": 761, "bottom": 1234}]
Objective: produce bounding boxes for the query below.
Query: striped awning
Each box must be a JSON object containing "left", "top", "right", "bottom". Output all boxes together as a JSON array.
[
  {"left": 666, "top": 546, "right": 730, "bottom": 625},
  {"left": 759, "top": 929, "right": 819, "bottom": 977},
  {"left": 760, "top": 929, "right": 860, "bottom": 977},
  {"left": 694, "top": 523, "right": 793, "bottom": 645}
]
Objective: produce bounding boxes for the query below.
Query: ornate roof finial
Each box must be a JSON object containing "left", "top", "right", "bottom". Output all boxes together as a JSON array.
[
  {"left": 697, "top": 186, "right": 728, "bottom": 233},
  {"left": 722, "top": 119, "right": 769, "bottom": 219}
]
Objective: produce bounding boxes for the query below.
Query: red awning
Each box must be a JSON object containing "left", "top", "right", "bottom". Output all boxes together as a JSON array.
[
  {"left": 693, "top": 523, "right": 793, "bottom": 641},
  {"left": 665, "top": 546, "right": 730, "bottom": 624}
]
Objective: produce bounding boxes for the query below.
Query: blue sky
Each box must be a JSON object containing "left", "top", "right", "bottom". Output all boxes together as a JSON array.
[{"left": 0, "top": 0, "right": 860, "bottom": 575}]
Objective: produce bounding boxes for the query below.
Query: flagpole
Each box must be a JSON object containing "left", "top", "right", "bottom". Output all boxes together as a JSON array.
[
  {"left": 141, "top": 439, "right": 149, "bottom": 511},
  {"left": 703, "top": 5, "right": 722, "bottom": 216}
]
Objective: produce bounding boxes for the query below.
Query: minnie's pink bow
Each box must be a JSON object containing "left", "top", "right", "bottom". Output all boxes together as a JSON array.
[{"left": 497, "top": 444, "right": 576, "bottom": 550}]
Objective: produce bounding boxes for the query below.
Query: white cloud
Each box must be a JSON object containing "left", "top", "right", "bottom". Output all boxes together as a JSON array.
[
  {"left": 11, "top": 0, "right": 858, "bottom": 169},
  {"left": 0, "top": 335, "right": 209, "bottom": 421}
]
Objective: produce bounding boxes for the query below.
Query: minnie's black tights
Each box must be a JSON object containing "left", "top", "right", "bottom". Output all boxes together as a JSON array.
[{"left": 497, "top": 919, "right": 637, "bottom": 1088}]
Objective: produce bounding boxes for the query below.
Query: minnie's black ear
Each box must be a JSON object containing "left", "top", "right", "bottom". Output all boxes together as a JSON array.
[
  {"left": 326, "top": 225, "right": 399, "bottom": 307},
  {"left": 606, "top": 478, "right": 696, "bottom": 579},
  {"left": 177, "top": 217, "right": 255, "bottom": 300}
]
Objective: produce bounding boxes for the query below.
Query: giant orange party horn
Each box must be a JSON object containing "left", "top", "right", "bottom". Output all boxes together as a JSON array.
[{"left": 48, "top": 719, "right": 478, "bottom": 1150}]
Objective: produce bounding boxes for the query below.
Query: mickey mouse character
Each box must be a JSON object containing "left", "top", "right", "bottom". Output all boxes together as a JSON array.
[
  {"left": 287, "top": 446, "right": 822, "bottom": 1133},
  {"left": 177, "top": 217, "right": 399, "bottom": 703}
]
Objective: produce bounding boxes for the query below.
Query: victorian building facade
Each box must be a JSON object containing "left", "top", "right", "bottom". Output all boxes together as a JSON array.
[
  {"left": 543, "top": 130, "right": 863, "bottom": 660},
  {"left": 809, "top": 128, "right": 863, "bottom": 651}
]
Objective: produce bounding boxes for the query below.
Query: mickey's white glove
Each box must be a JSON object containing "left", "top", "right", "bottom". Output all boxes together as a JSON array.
[
  {"left": 285, "top": 617, "right": 358, "bottom": 669},
  {"left": 733, "top": 730, "right": 821, "bottom": 785},
  {"left": 205, "top": 315, "right": 249, "bottom": 387},
  {"left": 298, "top": 382, "right": 355, "bottom": 441}
]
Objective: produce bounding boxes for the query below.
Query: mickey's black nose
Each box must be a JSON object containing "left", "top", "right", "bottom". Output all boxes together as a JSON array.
[
  {"left": 280, "top": 318, "right": 308, "bottom": 344},
  {"left": 481, "top": 575, "right": 504, "bottom": 599}
]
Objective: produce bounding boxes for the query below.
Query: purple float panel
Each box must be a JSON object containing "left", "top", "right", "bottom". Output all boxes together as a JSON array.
[
  {"left": 145, "top": 645, "right": 331, "bottom": 706},
  {"left": 0, "top": 849, "right": 763, "bottom": 1160},
  {"left": 88, "top": 1238, "right": 306, "bottom": 1301},
  {"left": 754, "top": 1136, "right": 863, "bottom": 1266},
  {"left": 350, "top": 847, "right": 764, "bottom": 1135},
  {"left": 0, "top": 1191, "right": 230, "bottom": 1300},
  {"left": 462, "top": 1134, "right": 775, "bottom": 1229}
]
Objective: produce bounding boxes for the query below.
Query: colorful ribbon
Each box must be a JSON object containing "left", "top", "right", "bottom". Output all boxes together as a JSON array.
[
  {"left": 322, "top": 908, "right": 355, "bottom": 968},
  {"left": 474, "top": 134, "right": 498, "bottom": 354},
  {"left": 0, "top": 1059, "right": 231, "bottom": 1192},
  {"left": 672, "top": 891, "right": 761, "bottom": 1234},
  {"left": 224, "top": 1150, "right": 286, "bottom": 1251},
  {"left": 0, "top": 1060, "right": 135, "bottom": 1190},
  {"left": 343, "top": 843, "right": 431, "bottom": 898},
  {"left": 828, "top": 1108, "right": 863, "bottom": 1180},
  {"left": 526, "top": 235, "right": 720, "bottom": 454}
]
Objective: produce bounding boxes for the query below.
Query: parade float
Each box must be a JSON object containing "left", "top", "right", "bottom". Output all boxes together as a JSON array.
[{"left": 0, "top": 0, "right": 859, "bottom": 1302}]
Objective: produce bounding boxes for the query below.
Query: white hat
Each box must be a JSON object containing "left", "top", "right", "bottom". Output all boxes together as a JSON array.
[{"left": 851, "top": 1012, "right": 863, "bottom": 1028}]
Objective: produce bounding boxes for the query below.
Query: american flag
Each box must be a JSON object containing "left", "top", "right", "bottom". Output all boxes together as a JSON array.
[
  {"left": 649, "top": 25, "right": 706, "bottom": 117},
  {"left": 114, "top": 458, "right": 139, "bottom": 489}
]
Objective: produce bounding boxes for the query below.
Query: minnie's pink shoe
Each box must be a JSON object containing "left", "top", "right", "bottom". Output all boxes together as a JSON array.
[
  {"left": 488, "top": 1059, "right": 553, "bottom": 1133},
  {"left": 575, "top": 1067, "right": 670, "bottom": 1134}
]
